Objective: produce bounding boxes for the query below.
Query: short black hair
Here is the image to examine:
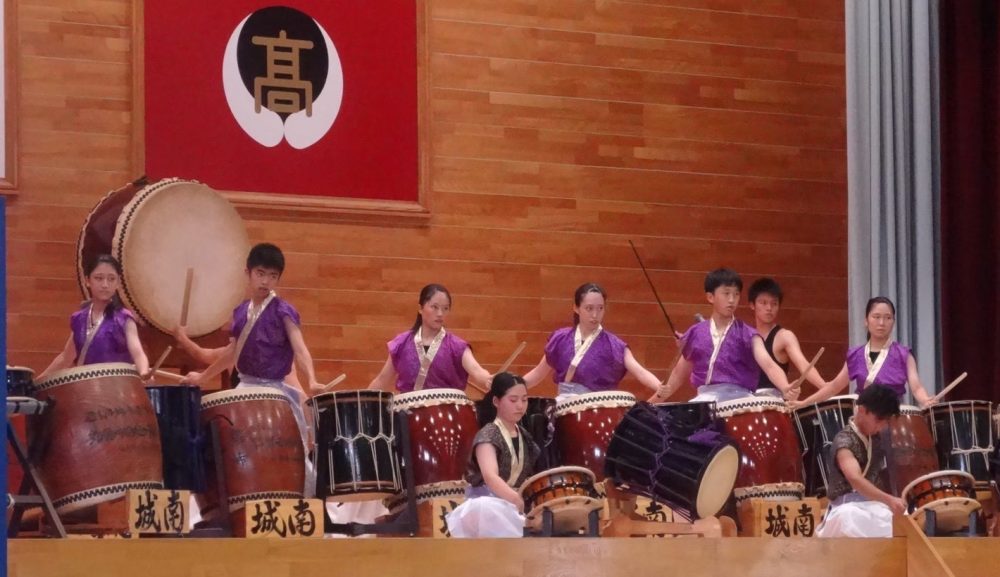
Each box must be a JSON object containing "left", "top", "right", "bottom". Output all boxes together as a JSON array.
[
  {"left": 749, "top": 277, "right": 783, "bottom": 304},
  {"left": 856, "top": 384, "right": 900, "bottom": 419},
  {"left": 704, "top": 268, "right": 743, "bottom": 293},
  {"left": 246, "top": 243, "right": 285, "bottom": 273}
]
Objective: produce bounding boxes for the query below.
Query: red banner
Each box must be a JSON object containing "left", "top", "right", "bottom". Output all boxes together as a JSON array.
[{"left": 144, "top": 2, "right": 418, "bottom": 202}]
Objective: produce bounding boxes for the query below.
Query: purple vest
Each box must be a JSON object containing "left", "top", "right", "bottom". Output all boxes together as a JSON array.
[
  {"left": 847, "top": 342, "right": 911, "bottom": 397},
  {"left": 71, "top": 305, "right": 135, "bottom": 365},
  {"left": 681, "top": 318, "right": 760, "bottom": 391},
  {"left": 543, "top": 327, "right": 628, "bottom": 392},
  {"left": 388, "top": 330, "right": 470, "bottom": 392},
  {"left": 231, "top": 297, "right": 301, "bottom": 381}
]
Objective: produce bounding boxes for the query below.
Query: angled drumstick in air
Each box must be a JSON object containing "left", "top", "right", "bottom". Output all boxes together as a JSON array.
[
  {"left": 932, "top": 372, "right": 968, "bottom": 402},
  {"left": 150, "top": 346, "right": 173, "bottom": 376},
  {"left": 495, "top": 341, "right": 527, "bottom": 375},
  {"left": 180, "top": 268, "right": 194, "bottom": 327},
  {"left": 788, "top": 347, "right": 825, "bottom": 391},
  {"left": 154, "top": 369, "right": 185, "bottom": 382},
  {"left": 321, "top": 373, "right": 347, "bottom": 392},
  {"left": 628, "top": 240, "right": 679, "bottom": 339}
]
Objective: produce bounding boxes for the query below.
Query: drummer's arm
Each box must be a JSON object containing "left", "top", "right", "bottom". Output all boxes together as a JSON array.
[
  {"left": 37, "top": 334, "right": 77, "bottom": 380},
  {"left": 124, "top": 319, "right": 151, "bottom": 378},
  {"left": 368, "top": 357, "right": 397, "bottom": 392},
  {"left": 779, "top": 330, "right": 826, "bottom": 389},
  {"left": 476, "top": 443, "right": 524, "bottom": 512},
  {"left": 623, "top": 349, "right": 661, "bottom": 393},
  {"left": 752, "top": 337, "right": 795, "bottom": 397},
  {"left": 284, "top": 317, "right": 318, "bottom": 398},
  {"left": 521, "top": 356, "right": 553, "bottom": 390},
  {"left": 656, "top": 354, "right": 692, "bottom": 400},
  {"left": 173, "top": 324, "right": 225, "bottom": 366},
  {"left": 788, "top": 364, "right": 849, "bottom": 409},
  {"left": 837, "top": 448, "right": 905, "bottom": 515},
  {"left": 461, "top": 348, "right": 492, "bottom": 391},
  {"left": 906, "top": 354, "right": 935, "bottom": 409},
  {"left": 181, "top": 340, "right": 235, "bottom": 387}
]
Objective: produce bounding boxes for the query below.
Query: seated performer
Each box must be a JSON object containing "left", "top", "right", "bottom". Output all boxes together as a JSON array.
[
  {"left": 748, "top": 277, "right": 826, "bottom": 397},
  {"left": 367, "top": 283, "right": 491, "bottom": 393},
  {"left": 789, "top": 296, "right": 936, "bottom": 409},
  {"left": 38, "top": 254, "right": 150, "bottom": 379},
  {"left": 657, "top": 268, "right": 798, "bottom": 403},
  {"left": 522, "top": 282, "right": 662, "bottom": 399},
  {"left": 817, "top": 384, "right": 904, "bottom": 537},
  {"left": 447, "top": 372, "right": 539, "bottom": 538}
]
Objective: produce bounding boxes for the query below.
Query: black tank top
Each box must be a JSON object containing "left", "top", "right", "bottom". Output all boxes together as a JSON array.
[{"left": 757, "top": 325, "right": 790, "bottom": 390}]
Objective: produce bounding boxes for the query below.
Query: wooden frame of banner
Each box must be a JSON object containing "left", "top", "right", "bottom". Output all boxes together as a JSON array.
[
  {"left": 130, "top": 0, "right": 431, "bottom": 224},
  {"left": 0, "top": 0, "right": 18, "bottom": 192}
]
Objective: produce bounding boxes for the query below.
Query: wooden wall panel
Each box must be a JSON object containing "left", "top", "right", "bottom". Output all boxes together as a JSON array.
[{"left": 6, "top": 0, "right": 847, "bottom": 400}]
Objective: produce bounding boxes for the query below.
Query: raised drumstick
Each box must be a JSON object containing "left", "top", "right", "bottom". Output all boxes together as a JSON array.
[
  {"left": 496, "top": 341, "right": 527, "bottom": 375},
  {"left": 932, "top": 371, "right": 968, "bottom": 402},
  {"left": 180, "top": 268, "right": 194, "bottom": 327},
  {"left": 788, "top": 347, "right": 825, "bottom": 391},
  {"left": 154, "top": 369, "right": 185, "bottom": 382},
  {"left": 321, "top": 373, "right": 347, "bottom": 392},
  {"left": 150, "top": 346, "right": 172, "bottom": 376}
]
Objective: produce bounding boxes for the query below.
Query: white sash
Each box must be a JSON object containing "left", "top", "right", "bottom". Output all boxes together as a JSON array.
[
  {"left": 493, "top": 418, "right": 525, "bottom": 486},
  {"left": 704, "top": 318, "right": 734, "bottom": 385},
  {"left": 76, "top": 304, "right": 105, "bottom": 366},
  {"left": 234, "top": 291, "right": 277, "bottom": 374},
  {"left": 863, "top": 340, "right": 892, "bottom": 389},
  {"left": 413, "top": 327, "right": 446, "bottom": 391},
  {"left": 565, "top": 325, "right": 602, "bottom": 384},
  {"left": 849, "top": 418, "right": 874, "bottom": 478}
]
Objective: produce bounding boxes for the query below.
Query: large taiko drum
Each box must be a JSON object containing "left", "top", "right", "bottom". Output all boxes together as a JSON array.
[
  {"left": 926, "top": 400, "right": 994, "bottom": 488},
  {"left": 32, "top": 363, "right": 164, "bottom": 513},
  {"left": 888, "top": 405, "right": 939, "bottom": 496},
  {"left": 794, "top": 394, "right": 856, "bottom": 496},
  {"left": 554, "top": 391, "right": 636, "bottom": 480},
  {"left": 716, "top": 397, "right": 804, "bottom": 501},
  {"left": 200, "top": 387, "right": 304, "bottom": 535},
  {"left": 77, "top": 178, "right": 249, "bottom": 337},
  {"left": 392, "top": 389, "right": 479, "bottom": 489}
]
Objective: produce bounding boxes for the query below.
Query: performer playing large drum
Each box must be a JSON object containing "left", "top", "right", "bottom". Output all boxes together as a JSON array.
[
  {"left": 33, "top": 364, "right": 164, "bottom": 513},
  {"left": 77, "top": 178, "right": 249, "bottom": 337}
]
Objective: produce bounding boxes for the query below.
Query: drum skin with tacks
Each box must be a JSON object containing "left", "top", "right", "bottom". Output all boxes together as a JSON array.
[{"left": 77, "top": 178, "right": 249, "bottom": 338}]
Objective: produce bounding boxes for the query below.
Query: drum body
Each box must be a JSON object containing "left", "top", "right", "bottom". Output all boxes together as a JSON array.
[
  {"left": 927, "top": 401, "right": 994, "bottom": 488},
  {"left": 200, "top": 387, "right": 304, "bottom": 535},
  {"left": 794, "top": 395, "right": 856, "bottom": 496},
  {"left": 888, "top": 405, "right": 939, "bottom": 495},
  {"left": 6, "top": 366, "right": 35, "bottom": 494},
  {"left": 716, "top": 397, "right": 804, "bottom": 501},
  {"left": 605, "top": 402, "right": 739, "bottom": 520},
  {"left": 476, "top": 396, "right": 560, "bottom": 471},
  {"left": 554, "top": 391, "right": 636, "bottom": 480},
  {"left": 652, "top": 401, "right": 718, "bottom": 435},
  {"left": 519, "top": 466, "right": 603, "bottom": 532},
  {"left": 308, "top": 390, "right": 400, "bottom": 500},
  {"left": 901, "top": 470, "right": 979, "bottom": 533},
  {"left": 392, "top": 389, "right": 479, "bottom": 489},
  {"left": 33, "top": 363, "right": 164, "bottom": 513},
  {"left": 6, "top": 366, "right": 34, "bottom": 396},
  {"left": 146, "top": 385, "right": 206, "bottom": 491},
  {"left": 77, "top": 178, "right": 249, "bottom": 337}
]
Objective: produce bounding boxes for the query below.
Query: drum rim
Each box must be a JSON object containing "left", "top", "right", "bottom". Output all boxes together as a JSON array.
[
  {"left": 694, "top": 443, "right": 739, "bottom": 519},
  {"left": 76, "top": 179, "right": 145, "bottom": 300},
  {"left": 5, "top": 365, "right": 35, "bottom": 374},
  {"left": 307, "top": 389, "right": 393, "bottom": 407},
  {"left": 901, "top": 469, "right": 976, "bottom": 502},
  {"left": 201, "top": 386, "right": 290, "bottom": 408},
  {"left": 928, "top": 400, "right": 994, "bottom": 414},
  {"left": 519, "top": 466, "right": 596, "bottom": 495},
  {"left": 391, "top": 388, "right": 473, "bottom": 411},
  {"left": 34, "top": 362, "right": 139, "bottom": 391},
  {"left": 715, "top": 396, "right": 789, "bottom": 417},
  {"left": 553, "top": 390, "right": 636, "bottom": 417},
  {"left": 793, "top": 394, "right": 858, "bottom": 419}
]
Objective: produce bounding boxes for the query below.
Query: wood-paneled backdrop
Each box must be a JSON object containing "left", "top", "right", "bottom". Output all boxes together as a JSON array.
[{"left": 6, "top": 0, "right": 846, "bottom": 399}]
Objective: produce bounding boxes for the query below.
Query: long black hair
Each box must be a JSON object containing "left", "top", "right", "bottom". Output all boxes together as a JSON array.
[
  {"left": 83, "top": 254, "right": 125, "bottom": 319},
  {"left": 478, "top": 372, "right": 527, "bottom": 424},
  {"left": 573, "top": 282, "right": 607, "bottom": 325},
  {"left": 410, "top": 284, "right": 452, "bottom": 333},
  {"left": 864, "top": 296, "right": 896, "bottom": 341}
]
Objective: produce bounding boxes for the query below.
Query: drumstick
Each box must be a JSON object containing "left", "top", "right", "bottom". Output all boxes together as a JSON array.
[
  {"left": 154, "top": 369, "right": 185, "bottom": 382},
  {"left": 932, "top": 371, "right": 968, "bottom": 402},
  {"left": 321, "top": 373, "right": 347, "bottom": 392},
  {"left": 150, "top": 346, "right": 172, "bottom": 376},
  {"left": 788, "top": 347, "right": 825, "bottom": 391},
  {"left": 180, "top": 268, "right": 194, "bottom": 326},
  {"left": 628, "top": 240, "right": 679, "bottom": 338},
  {"left": 496, "top": 341, "right": 527, "bottom": 375}
]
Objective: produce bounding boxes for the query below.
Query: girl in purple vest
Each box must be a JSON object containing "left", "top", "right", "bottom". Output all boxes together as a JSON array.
[
  {"left": 38, "top": 254, "right": 151, "bottom": 379},
  {"left": 790, "top": 297, "right": 936, "bottom": 409},
  {"left": 368, "top": 284, "right": 491, "bottom": 392}
]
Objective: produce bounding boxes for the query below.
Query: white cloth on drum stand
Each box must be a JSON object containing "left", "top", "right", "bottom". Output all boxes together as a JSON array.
[
  {"left": 753, "top": 387, "right": 783, "bottom": 399},
  {"left": 816, "top": 493, "right": 893, "bottom": 538},
  {"left": 555, "top": 382, "right": 589, "bottom": 404},
  {"left": 447, "top": 485, "right": 525, "bottom": 538},
  {"left": 237, "top": 375, "right": 315, "bottom": 497},
  {"left": 691, "top": 383, "right": 754, "bottom": 403},
  {"left": 324, "top": 500, "right": 390, "bottom": 538}
]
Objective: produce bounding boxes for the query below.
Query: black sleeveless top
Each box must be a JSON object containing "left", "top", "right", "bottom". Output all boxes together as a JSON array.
[{"left": 757, "top": 325, "right": 790, "bottom": 390}]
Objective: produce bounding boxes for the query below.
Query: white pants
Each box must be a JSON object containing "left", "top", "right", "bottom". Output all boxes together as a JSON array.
[
  {"left": 447, "top": 486, "right": 524, "bottom": 538},
  {"left": 817, "top": 494, "right": 893, "bottom": 538},
  {"left": 691, "top": 384, "right": 754, "bottom": 403}
]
